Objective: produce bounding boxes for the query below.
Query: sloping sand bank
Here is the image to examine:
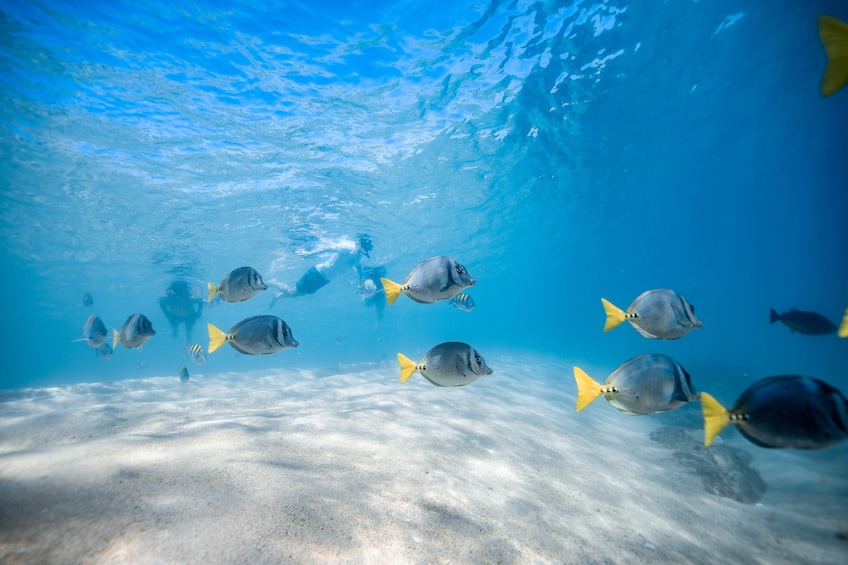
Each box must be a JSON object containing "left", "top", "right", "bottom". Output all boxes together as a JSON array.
[{"left": 1, "top": 355, "right": 845, "bottom": 564}]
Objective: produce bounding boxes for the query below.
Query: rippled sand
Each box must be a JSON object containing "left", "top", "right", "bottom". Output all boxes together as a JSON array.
[{"left": 1, "top": 355, "right": 846, "bottom": 564}]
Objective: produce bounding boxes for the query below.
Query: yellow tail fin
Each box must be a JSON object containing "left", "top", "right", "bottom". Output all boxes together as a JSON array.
[
  {"left": 573, "top": 366, "right": 604, "bottom": 412},
  {"left": 381, "top": 278, "right": 403, "bottom": 306},
  {"left": 839, "top": 303, "right": 848, "bottom": 338},
  {"left": 112, "top": 329, "right": 120, "bottom": 349},
  {"left": 207, "top": 323, "right": 229, "bottom": 353},
  {"left": 601, "top": 298, "right": 627, "bottom": 332},
  {"left": 397, "top": 352, "right": 418, "bottom": 383},
  {"left": 700, "top": 392, "right": 731, "bottom": 447},
  {"left": 818, "top": 15, "right": 848, "bottom": 97},
  {"left": 207, "top": 282, "right": 220, "bottom": 303}
]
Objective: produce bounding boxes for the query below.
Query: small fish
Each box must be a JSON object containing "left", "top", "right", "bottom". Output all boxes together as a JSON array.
[
  {"left": 82, "top": 292, "right": 93, "bottom": 308},
  {"left": 360, "top": 278, "right": 378, "bottom": 298},
  {"left": 179, "top": 365, "right": 190, "bottom": 383},
  {"left": 701, "top": 376, "right": 848, "bottom": 449},
  {"left": 207, "top": 315, "right": 298, "bottom": 355},
  {"left": 76, "top": 315, "right": 107, "bottom": 348},
  {"left": 137, "top": 361, "right": 149, "bottom": 369},
  {"left": 450, "top": 293, "right": 476, "bottom": 312},
  {"left": 185, "top": 343, "right": 207, "bottom": 365},
  {"left": 208, "top": 266, "right": 267, "bottom": 303},
  {"left": 381, "top": 256, "right": 476, "bottom": 306},
  {"left": 112, "top": 313, "right": 156, "bottom": 349},
  {"left": 819, "top": 15, "right": 848, "bottom": 97},
  {"left": 397, "top": 342, "right": 492, "bottom": 387},
  {"left": 573, "top": 354, "right": 699, "bottom": 415},
  {"left": 601, "top": 289, "right": 702, "bottom": 339},
  {"left": 840, "top": 302, "right": 848, "bottom": 338},
  {"left": 769, "top": 307, "right": 837, "bottom": 335},
  {"left": 96, "top": 342, "right": 113, "bottom": 360}
]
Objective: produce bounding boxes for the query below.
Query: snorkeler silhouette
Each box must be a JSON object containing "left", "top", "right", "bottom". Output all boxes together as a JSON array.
[{"left": 159, "top": 279, "right": 205, "bottom": 344}]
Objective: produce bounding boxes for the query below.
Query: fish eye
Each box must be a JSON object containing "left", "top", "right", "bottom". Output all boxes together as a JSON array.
[
  {"left": 456, "top": 265, "right": 464, "bottom": 274},
  {"left": 475, "top": 355, "right": 481, "bottom": 363}
]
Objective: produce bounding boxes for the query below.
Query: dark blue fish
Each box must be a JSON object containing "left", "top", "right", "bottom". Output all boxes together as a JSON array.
[
  {"left": 82, "top": 292, "right": 93, "bottom": 308},
  {"left": 769, "top": 308, "right": 836, "bottom": 335},
  {"left": 208, "top": 266, "right": 267, "bottom": 303},
  {"left": 702, "top": 376, "right": 848, "bottom": 449},
  {"left": 112, "top": 313, "right": 156, "bottom": 349},
  {"left": 76, "top": 315, "right": 107, "bottom": 348},
  {"left": 179, "top": 365, "right": 190, "bottom": 383},
  {"left": 207, "top": 315, "right": 298, "bottom": 355}
]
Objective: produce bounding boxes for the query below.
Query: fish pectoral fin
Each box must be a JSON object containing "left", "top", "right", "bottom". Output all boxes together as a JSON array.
[
  {"left": 573, "top": 366, "right": 604, "bottom": 412},
  {"left": 207, "top": 323, "right": 229, "bottom": 353},
  {"left": 207, "top": 282, "right": 219, "bottom": 303},
  {"left": 601, "top": 298, "right": 627, "bottom": 332},
  {"left": 381, "top": 278, "right": 403, "bottom": 306},
  {"left": 397, "top": 352, "right": 418, "bottom": 383},
  {"left": 819, "top": 15, "right": 848, "bottom": 96},
  {"left": 700, "top": 392, "right": 731, "bottom": 447},
  {"left": 112, "top": 329, "right": 120, "bottom": 349}
]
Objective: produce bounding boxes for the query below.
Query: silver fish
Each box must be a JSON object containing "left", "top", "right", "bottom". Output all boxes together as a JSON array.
[
  {"left": 96, "top": 342, "right": 113, "bottom": 360},
  {"left": 381, "top": 256, "right": 476, "bottom": 305},
  {"left": 112, "top": 313, "right": 156, "bottom": 349},
  {"left": 574, "top": 354, "right": 699, "bottom": 415},
  {"left": 179, "top": 365, "right": 190, "bottom": 383},
  {"left": 78, "top": 315, "right": 107, "bottom": 348},
  {"left": 207, "top": 315, "right": 298, "bottom": 355},
  {"left": 702, "top": 376, "right": 848, "bottom": 449},
  {"left": 185, "top": 343, "right": 207, "bottom": 365},
  {"left": 397, "top": 341, "right": 493, "bottom": 387},
  {"left": 601, "top": 289, "right": 702, "bottom": 339},
  {"left": 450, "top": 293, "right": 476, "bottom": 312},
  {"left": 208, "top": 266, "right": 267, "bottom": 303}
]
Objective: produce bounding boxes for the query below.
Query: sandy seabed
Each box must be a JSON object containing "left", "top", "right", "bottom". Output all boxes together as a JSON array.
[{"left": 0, "top": 354, "right": 846, "bottom": 564}]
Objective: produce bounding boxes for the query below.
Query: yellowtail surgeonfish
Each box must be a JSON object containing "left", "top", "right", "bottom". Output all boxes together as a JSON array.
[
  {"left": 82, "top": 291, "right": 93, "bottom": 308},
  {"left": 208, "top": 315, "right": 298, "bottom": 355},
  {"left": 701, "top": 376, "right": 848, "bottom": 449},
  {"left": 381, "top": 256, "right": 475, "bottom": 306},
  {"left": 818, "top": 15, "right": 848, "bottom": 96},
  {"left": 397, "top": 342, "right": 492, "bottom": 387},
  {"left": 75, "top": 315, "right": 107, "bottom": 348},
  {"left": 208, "top": 266, "right": 267, "bottom": 303},
  {"left": 601, "top": 289, "right": 702, "bottom": 339},
  {"left": 112, "top": 313, "right": 156, "bottom": 349},
  {"left": 573, "top": 354, "right": 699, "bottom": 415},
  {"left": 179, "top": 365, "right": 190, "bottom": 383}
]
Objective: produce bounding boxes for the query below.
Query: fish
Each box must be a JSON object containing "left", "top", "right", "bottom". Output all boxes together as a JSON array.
[
  {"left": 207, "top": 266, "right": 267, "bottom": 303},
  {"left": 207, "top": 315, "right": 298, "bottom": 355},
  {"left": 818, "top": 15, "right": 848, "bottom": 97},
  {"left": 840, "top": 302, "right": 848, "bottom": 338},
  {"left": 397, "top": 342, "right": 492, "bottom": 387},
  {"left": 769, "top": 307, "right": 837, "bottom": 335},
  {"left": 701, "top": 376, "right": 848, "bottom": 449},
  {"left": 381, "top": 256, "right": 476, "bottom": 306},
  {"left": 573, "top": 354, "right": 699, "bottom": 415},
  {"left": 601, "top": 289, "right": 702, "bottom": 339},
  {"left": 360, "top": 278, "right": 378, "bottom": 298},
  {"left": 450, "top": 293, "right": 476, "bottom": 312},
  {"left": 179, "top": 365, "right": 190, "bottom": 383},
  {"left": 82, "top": 292, "right": 93, "bottom": 308},
  {"left": 76, "top": 315, "right": 107, "bottom": 348},
  {"left": 112, "top": 313, "right": 156, "bottom": 349},
  {"left": 96, "top": 342, "right": 113, "bottom": 360},
  {"left": 185, "top": 343, "right": 207, "bottom": 365}
]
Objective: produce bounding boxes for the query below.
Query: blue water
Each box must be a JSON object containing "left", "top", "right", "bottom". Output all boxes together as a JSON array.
[{"left": 1, "top": 0, "right": 847, "bottom": 397}]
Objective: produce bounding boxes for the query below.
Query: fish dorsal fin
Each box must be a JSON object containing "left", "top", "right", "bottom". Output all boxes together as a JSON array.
[
  {"left": 700, "top": 392, "right": 731, "bottom": 447},
  {"left": 819, "top": 15, "right": 848, "bottom": 96},
  {"left": 573, "top": 367, "right": 604, "bottom": 411}
]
